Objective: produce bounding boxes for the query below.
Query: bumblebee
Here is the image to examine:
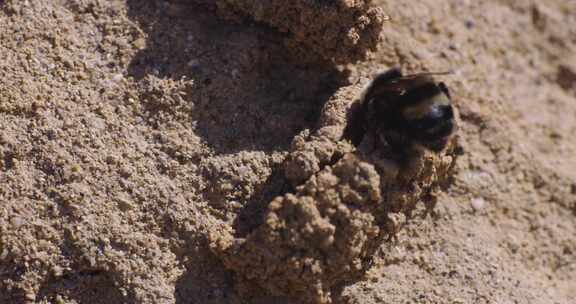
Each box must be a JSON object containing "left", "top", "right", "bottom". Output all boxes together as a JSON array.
[{"left": 354, "top": 68, "right": 456, "bottom": 154}]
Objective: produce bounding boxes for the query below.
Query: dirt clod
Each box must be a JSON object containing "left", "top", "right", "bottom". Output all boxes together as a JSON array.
[{"left": 194, "top": 0, "right": 388, "bottom": 64}]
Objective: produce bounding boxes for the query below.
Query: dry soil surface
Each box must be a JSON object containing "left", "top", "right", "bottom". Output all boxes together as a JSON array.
[{"left": 1, "top": 0, "right": 575, "bottom": 304}]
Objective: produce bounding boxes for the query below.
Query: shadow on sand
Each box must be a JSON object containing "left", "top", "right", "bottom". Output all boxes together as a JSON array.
[{"left": 126, "top": 1, "right": 350, "bottom": 303}]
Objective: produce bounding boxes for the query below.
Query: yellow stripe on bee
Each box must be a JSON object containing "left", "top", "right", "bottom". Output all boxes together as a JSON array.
[{"left": 402, "top": 94, "right": 450, "bottom": 120}]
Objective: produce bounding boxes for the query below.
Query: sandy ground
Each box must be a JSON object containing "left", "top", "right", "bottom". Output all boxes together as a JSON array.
[{"left": 1, "top": 0, "right": 575, "bottom": 303}]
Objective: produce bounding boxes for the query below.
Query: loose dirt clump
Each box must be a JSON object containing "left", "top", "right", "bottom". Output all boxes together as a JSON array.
[
  {"left": 213, "top": 154, "right": 383, "bottom": 303},
  {"left": 192, "top": 0, "right": 388, "bottom": 64}
]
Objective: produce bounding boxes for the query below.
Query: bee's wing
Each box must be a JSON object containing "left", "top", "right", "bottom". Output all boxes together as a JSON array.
[
  {"left": 361, "top": 68, "right": 403, "bottom": 103},
  {"left": 385, "top": 72, "right": 453, "bottom": 94},
  {"left": 370, "top": 68, "right": 404, "bottom": 88},
  {"left": 362, "top": 70, "right": 453, "bottom": 106},
  {"left": 390, "top": 74, "right": 436, "bottom": 90}
]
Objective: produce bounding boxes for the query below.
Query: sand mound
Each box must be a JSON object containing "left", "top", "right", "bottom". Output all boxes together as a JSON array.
[{"left": 210, "top": 81, "right": 456, "bottom": 302}]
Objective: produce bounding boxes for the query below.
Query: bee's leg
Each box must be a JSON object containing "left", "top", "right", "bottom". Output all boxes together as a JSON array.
[
  {"left": 438, "top": 82, "right": 452, "bottom": 99},
  {"left": 347, "top": 68, "right": 403, "bottom": 146},
  {"left": 374, "top": 130, "right": 385, "bottom": 151},
  {"left": 343, "top": 99, "right": 368, "bottom": 146}
]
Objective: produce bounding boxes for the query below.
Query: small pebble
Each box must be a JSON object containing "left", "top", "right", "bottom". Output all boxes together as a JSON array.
[
  {"left": 112, "top": 73, "right": 124, "bottom": 82},
  {"left": 470, "top": 197, "right": 486, "bottom": 211},
  {"left": 11, "top": 216, "right": 25, "bottom": 228}
]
